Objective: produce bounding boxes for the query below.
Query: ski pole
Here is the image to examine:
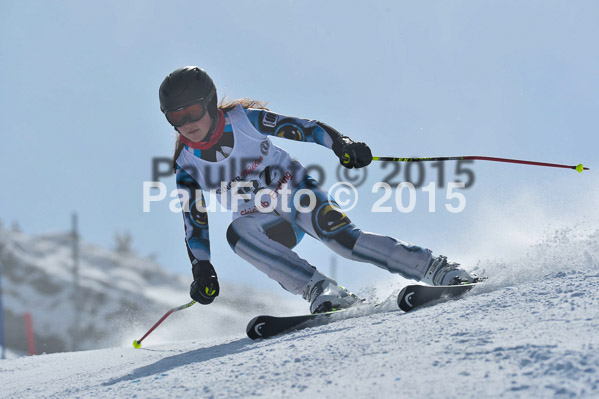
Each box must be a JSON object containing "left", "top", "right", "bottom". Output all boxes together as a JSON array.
[
  {"left": 372, "top": 156, "right": 589, "bottom": 172},
  {"left": 133, "top": 300, "right": 196, "bottom": 348}
]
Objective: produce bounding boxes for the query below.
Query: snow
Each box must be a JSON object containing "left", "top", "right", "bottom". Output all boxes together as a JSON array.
[
  {"left": 1, "top": 265, "right": 598, "bottom": 398},
  {"left": 2, "top": 217, "right": 599, "bottom": 398}
]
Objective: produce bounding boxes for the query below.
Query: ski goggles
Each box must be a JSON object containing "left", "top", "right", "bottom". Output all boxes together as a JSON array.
[{"left": 165, "top": 102, "right": 208, "bottom": 127}]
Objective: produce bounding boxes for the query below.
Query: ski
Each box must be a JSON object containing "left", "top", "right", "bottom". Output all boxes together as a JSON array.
[
  {"left": 246, "top": 301, "right": 392, "bottom": 340},
  {"left": 247, "top": 282, "right": 482, "bottom": 339},
  {"left": 246, "top": 311, "right": 341, "bottom": 340},
  {"left": 397, "top": 283, "right": 478, "bottom": 312}
]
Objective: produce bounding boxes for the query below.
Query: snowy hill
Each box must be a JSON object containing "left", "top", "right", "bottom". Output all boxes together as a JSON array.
[
  {"left": 0, "top": 230, "right": 302, "bottom": 354},
  {"left": 1, "top": 224, "right": 598, "bottom": 398},
  {"left": 1, "top": 267, "right": 598, "bottom": 398}
]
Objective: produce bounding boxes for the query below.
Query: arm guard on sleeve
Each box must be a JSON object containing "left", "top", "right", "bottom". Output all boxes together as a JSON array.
[
  {"left": 176, "top": 167, "right": 211, "bottom": 264},
  {"left": 245, "top": 108, "right": 346, "bottom": 150}
]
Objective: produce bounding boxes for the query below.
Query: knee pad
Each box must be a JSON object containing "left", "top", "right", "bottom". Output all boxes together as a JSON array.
[
  {"left": 312, "top": 203, "right": 352, "bottom": 237},
  {"left": 265, "top": 220, "right": 302, "bottom": 249},
  {"left": 227, "top": 216, "right": 305, "bottom": 251}
]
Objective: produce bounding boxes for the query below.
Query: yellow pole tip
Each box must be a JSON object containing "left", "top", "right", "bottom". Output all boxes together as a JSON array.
[
  {"left": 133, "top": 340, "right": 141, "bottom": 349},
  {"left": 576, "top": 164, "right": 584, "bottom": 173}
]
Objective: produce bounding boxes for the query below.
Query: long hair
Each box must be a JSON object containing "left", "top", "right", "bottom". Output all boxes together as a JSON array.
[{"left": 171, "top": 98, "right": 269, "bottom": 173}]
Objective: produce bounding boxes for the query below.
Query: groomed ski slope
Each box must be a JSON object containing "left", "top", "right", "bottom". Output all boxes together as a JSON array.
[{"left": 1, "top": 267, "right": 598, "bottom": 399}]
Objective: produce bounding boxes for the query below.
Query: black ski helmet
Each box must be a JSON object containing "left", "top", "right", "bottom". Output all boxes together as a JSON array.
[{"left": 159, "top": 66, "right": 218, "bottom": 117}]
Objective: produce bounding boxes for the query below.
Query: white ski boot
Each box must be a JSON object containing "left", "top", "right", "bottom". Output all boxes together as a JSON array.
[
  {"left": 302, "top": 270, "right": 361, "bottom": 314},
  {"left": 421, "top": 255, "right": 479, "bottom": 286}
]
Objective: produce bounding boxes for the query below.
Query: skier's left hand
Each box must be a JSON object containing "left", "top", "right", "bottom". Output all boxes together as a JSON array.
[
  {"left": 332, "top": 137, "right": 372, "bottom": 169},
  {"left": 190, "top": 260, "right": 220, "bottom": 304}
]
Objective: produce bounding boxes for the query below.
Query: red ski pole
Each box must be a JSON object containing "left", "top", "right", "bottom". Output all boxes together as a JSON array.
[
  {"left": 372, "top": 155, "right": 589, "bottom": 172},
  {"left": 133, "top": 300, "right": 196, "bottom": 348}
]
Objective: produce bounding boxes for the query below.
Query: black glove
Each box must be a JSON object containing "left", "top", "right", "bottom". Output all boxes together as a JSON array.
[
  {"left": 190, "top": 260, "right": 220, "bottom": 304},
  {"left": 332, "top": 136, "right": 372, "bottom": 169}
]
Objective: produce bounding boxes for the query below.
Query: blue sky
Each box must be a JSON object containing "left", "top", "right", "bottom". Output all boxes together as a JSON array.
[{"left": 1, "top": 1, "right": 598, "bottom": 299}]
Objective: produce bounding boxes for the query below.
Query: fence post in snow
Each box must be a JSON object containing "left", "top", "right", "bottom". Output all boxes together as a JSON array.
[
  {"left": 0, "top": 260, "right": 5, "bottom": 360},
  {"left": 71, "top": 212, "right": 81, "bottom": 352},
  {"left": 25, "top": 312, "right": 35, "bottom": 356}
]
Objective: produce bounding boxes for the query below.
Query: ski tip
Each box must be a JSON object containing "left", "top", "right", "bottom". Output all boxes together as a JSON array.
[
  {"left": 397, "top": 286, "right": 414, "bottom": 312},
  {"left": 246, "top": 316, "right": 267, "bottom": 340}
]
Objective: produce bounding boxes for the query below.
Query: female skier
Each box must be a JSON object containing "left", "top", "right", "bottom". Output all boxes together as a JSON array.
[{"left": 159, "top": 66, "right": 478, "bottom": 314}]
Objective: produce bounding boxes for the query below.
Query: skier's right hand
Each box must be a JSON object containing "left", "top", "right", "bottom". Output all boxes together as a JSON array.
[
  {"left": 190, "top": 260, "right": 220, "bottom": 304},
  {"left": 332, "top": 136, "right": 372, "bottom": 169}
]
